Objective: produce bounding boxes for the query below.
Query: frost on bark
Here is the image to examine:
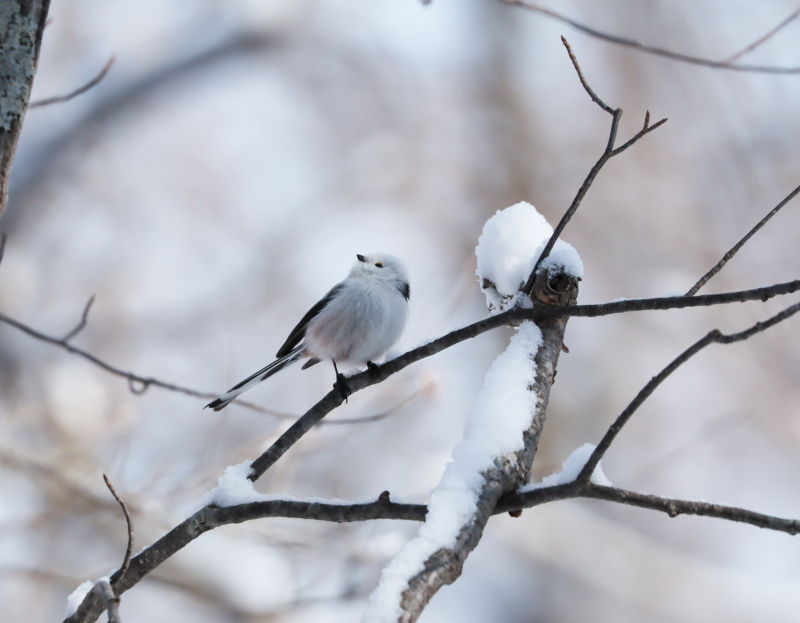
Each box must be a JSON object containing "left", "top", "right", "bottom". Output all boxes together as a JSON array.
[
  {"left": 396, "top": 266, "right": 580, "bottom": 623},
  {"left": 0, "top": 0, "right": 50, "bottom": 215}
]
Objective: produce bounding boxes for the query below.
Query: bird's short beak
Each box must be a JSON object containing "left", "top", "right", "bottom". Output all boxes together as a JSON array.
[{"left": 357, "top": 254, "right": 366, "bottom": 262}]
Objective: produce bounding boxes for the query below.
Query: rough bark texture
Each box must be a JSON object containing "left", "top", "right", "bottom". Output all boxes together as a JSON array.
[
  {"left": 0, "top": 0, "right": 50, "bottom": 216},
  {"left": 396, "top": 266, "right": 580, "bottom": 623}
]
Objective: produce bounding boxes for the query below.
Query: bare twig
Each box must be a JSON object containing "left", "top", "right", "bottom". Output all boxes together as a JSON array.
[
  {"left": 522, "top": 38, "right": 666, "bottom": 293},
  {"left": 560, "top": 35, "right": 614, "bottom": 114},
  {"left": 0, "top": 232, "right": 6, "bottom": 266},
  {"left": 92, "top": 579, "right": 121, "bottom": 623},
  {"left": 62, "top": 295, "right": 95, "bottom": 341},
  {"left": 499, "top": 0, "right": 800, "bottom": 74},
  {"left": 685, "top": 184, "right": 800, "bottom": 296},
  {"left": 102, "top": 475, "right": 133, "bottom": 587},
  {"left": 29, "top": 56, "right": 115, "bottom": 108},
  {"left": 576, "top": 299, "right": 800, "bottom": 485},
  {"left": 722, "top": 7, "right": 800, "bottom": 63},
  {"left": 495, "top": 482, "right": 800, "bottom": 534}
]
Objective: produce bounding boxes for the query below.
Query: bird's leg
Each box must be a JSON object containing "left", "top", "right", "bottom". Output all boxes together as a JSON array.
[
  {"left": 333, "top": 360, "right": 350, "bottom": 402},
  {"left": 366, "top": 360, "right": 380, "bottom": 378}
]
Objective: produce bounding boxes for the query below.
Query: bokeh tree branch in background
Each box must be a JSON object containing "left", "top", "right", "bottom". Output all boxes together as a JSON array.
[
  {"left": 28, "top": 56, "right": 115, "bottom": 109},
  {"left": 499, "top": 0, "right": 800, "bottom": 73}
]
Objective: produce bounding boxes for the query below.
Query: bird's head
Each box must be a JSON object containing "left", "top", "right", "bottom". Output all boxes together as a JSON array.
[{"left": 350, "top": 252, "right": 409, "bottom": 285}]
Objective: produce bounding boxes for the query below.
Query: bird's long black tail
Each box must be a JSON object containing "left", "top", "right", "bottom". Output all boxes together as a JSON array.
[{"left": 205, "top": 346, "right": 304, "bottom": 411}]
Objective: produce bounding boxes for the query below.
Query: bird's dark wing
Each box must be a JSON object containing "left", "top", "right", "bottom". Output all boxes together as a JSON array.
[
  {"left": 275, "top": 283, "right": 345, "bottom": 358},
  {"left": 396, "top": 280, "right": 410, "bottom": 301}
]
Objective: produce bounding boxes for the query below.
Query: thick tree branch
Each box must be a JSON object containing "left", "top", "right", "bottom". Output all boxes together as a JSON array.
[
  {"left": 29, "top": 55, "right": 114, "bottom": 108},
  {"left": 64, "top": 475, "right": 800, "bottom": 622},
  {"left": 685, "top": 183, "right": 800, "bottom": 296},
  {"left": 523, "top": 37, "right": 666, "bottom": 292},
  {"left": 576, "top": 299, "right": 800, "bottom": 486},
  {"left": 499, "top": 0, "right": 800, "bottom": 74},
  {"left": 391, "top": 267, "right": 579, "bottom": 622},
  {"left": 0, "top": 0, "right": 51, "bottom": 215}
]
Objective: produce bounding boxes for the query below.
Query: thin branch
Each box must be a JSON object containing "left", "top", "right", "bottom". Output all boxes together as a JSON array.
[
  {"left": 62, "top": 295, "right": 95, "bottom": 342},
  {"left": 722, "top": 7, "right": 800, "bottom": 63},
  {"left": 581, "top": 484, "right": 800, "bottom": 534},
  {"left": 102, "top": 475, "right": 133, "bottom": 587},
  {"left": 522, "top": 38, "right": 666, "bottom": 293},
  {"left": 499, "top": 0, "right": 800, "bottom": 74},
  {"left": 0, "top": 304, "right": 288, "bottom": 416},
  {"left": 92, "top": 580, "right": 121, "bottom": 623},
  {"left": 560, "top": 34, "right": 614, "bottom": 114},
  {"left": 495, "top": 482, "right": 800, "bottom": 535},
  {"left": 0, "top": 232, "right": 6, "bottom": 266},
  {"left": 685, "top": 184, "right": 800, "bottom": 296},
  {"left": 576, "top": 299, "right": 800, "bottom": 485},
  {"left": 29, "top": 56, "right": 115, "bottom": 108}
]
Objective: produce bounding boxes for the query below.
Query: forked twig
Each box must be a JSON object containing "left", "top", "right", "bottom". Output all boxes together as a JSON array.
[{"left": 522, "top": 37, "right": 666, "bottom": 293}]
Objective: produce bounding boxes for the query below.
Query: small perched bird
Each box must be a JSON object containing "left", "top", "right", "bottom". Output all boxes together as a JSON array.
[{"left": 206, "top": 253, "right": 410, "bottom": 411}]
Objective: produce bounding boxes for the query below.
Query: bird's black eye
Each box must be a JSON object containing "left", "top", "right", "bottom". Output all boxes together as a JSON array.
[{"left": 375, "top": 262, "right": 383, "bottom": 268}]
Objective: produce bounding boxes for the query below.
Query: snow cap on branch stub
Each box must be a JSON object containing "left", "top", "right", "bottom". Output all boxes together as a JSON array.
[{"left": 476, "top": 201, "right": 583, "bottom": 314}]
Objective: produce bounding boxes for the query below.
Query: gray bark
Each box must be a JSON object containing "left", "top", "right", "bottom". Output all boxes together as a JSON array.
[{"left": 0, "top": 0, "right": 49, "bottom": 215}]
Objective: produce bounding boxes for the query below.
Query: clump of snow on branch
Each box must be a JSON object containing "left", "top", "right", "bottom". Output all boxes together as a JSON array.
[
  {"left": 362, "top": 321, "right": 543, "bottom": 622},
  {"left": 519, "top": 443, "right": 612, "bottom": 491},
  {"left": 65, "top": 580, "right": 95, "bottom": 617},
  {"left": 476, "top": 201, "right": 583, "bottom": 313},
  {"left": 203, "top": 461, "right": 362, "bottom": 507}
]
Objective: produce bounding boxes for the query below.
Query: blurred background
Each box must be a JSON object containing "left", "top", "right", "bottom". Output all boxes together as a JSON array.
[{"left": 1, "top": 0, "right": 799, "bottom": 621}]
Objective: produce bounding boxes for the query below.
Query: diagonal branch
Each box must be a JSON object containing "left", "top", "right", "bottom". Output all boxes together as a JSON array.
[
  {"left": 62, "top": 295, "right": 95, "bottom": 342},
  {"left": 248, "top": 279, "right": 800, "bottom": 479},
  {"left": 575, "top": 299, "right": 800, "bottom": 485},
  {"left": 721, "top": 7, "right": 800, "bottom": 63},
  {"left": 29, "top": 55, "right": 115, "bottom": 108},
  {"left": 685, "top": 183, "right": 800, "bottom": 296},
  {"left": 522, "top": 37, "right": 666, "bottom": 293},
  {"left": 499, "top": 0, "right": 800, "bottom": 74}
]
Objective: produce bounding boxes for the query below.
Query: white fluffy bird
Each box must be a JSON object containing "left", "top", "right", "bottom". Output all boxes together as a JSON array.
[{"left": 206, "top": 253, "right": 410, "bottom": 411}]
